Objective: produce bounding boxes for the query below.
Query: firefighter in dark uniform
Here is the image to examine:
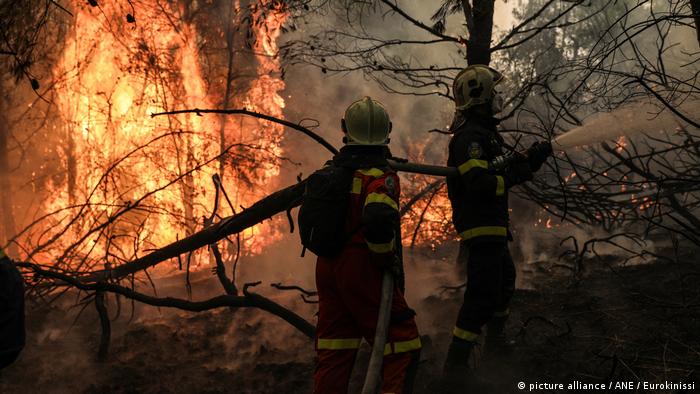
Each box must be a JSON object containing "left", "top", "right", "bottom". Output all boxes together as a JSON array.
[
  {"left": 443, "top": 65, "right": 551, "bottom": 381},
  {"left": 314, "top": 97, "right": 421, "bottom": 394}
]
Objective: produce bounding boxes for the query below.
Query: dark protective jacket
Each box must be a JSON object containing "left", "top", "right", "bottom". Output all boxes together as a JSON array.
[{"left": 446, "top": 114, "right": 511, "bottom": 244}]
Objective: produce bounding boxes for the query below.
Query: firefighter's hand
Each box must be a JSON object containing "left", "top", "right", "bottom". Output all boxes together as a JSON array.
[
  {"left": 371, "top": 252, "right": 401, "bottom": 275},
  {"left": 504, "top": 157, "right": 533, "bottom": 186},
  {"left": 388, "top": 255, "right": 402, "bottom": 278},
  {"left": 527, "top": 141, "right": 553, "bottom": 172}
]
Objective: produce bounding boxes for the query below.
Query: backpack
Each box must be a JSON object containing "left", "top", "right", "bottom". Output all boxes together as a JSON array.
[{"left": 298, "top": 163, "right": 355, "bottom": 258}]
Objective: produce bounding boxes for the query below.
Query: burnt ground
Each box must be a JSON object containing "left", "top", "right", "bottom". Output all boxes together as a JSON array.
[{"left": 0, "top": 248, "right": 699, "bottom": 394}]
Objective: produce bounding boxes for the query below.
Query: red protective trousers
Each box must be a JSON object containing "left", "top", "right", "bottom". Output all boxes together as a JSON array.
[{"left": 314, "top": 247, "right": 421, "bottom": 394}]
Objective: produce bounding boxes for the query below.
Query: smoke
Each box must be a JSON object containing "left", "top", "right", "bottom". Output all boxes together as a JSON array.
[
  {"left": 0, "top": 303, "right": 104, "bottom": 393},
  {"left": 514, "top": 222, "right": 658, "bottom": 273},
  {"left": 279, "top": 2, "right": 517, "bottom": 175}
]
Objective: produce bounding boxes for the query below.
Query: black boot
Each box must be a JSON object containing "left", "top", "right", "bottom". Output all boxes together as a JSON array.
[
  {"left": 440, "top": 338, "right": 476, "bottom": 392},
  {"left": 484, "top": 316, "right": 515, "bottom": 359}
]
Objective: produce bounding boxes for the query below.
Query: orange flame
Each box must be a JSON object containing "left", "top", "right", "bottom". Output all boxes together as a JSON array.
[
  {"left": 29, "top": 1, "right": 288, "bottom": 271},
  {"left": 399, "top": 139, "right": 454, "bottom": 248}
]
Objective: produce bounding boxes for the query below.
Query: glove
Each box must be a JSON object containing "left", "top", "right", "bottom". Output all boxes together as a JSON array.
[
  {"left": 370, "top": 252, "right": 404, "bottom": 288},
  {"left": 370, "top": 251, "right": 399, "bottom": 271},
  {"left": 504, "top": 157, "right": 533, "bottom": 187},
  {"left": 527, "top": 141, "right": 553, "bottom": 172}
]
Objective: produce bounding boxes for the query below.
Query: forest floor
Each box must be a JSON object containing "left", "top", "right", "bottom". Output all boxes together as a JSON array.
[{"left": 0, "top": 243, "right": 699, "bottom": 394}]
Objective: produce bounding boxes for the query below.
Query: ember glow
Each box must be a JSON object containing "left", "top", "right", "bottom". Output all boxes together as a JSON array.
[
  {"left": 24, "top": 1, "right": 288, "bottom": 270},
  {"left": 399, "top": 142, "right": 454, "bottom": 248},
  {"left": 615, "top": 136, "right": 627, "bottom": 153},
  {"left": 400, "top": 178, "right": 454, "bottom": 249}
]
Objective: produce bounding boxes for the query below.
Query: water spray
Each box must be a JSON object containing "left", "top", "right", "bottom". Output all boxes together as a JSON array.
[{"left": 390, "top": 101, "right": 699, "bottom": 177}]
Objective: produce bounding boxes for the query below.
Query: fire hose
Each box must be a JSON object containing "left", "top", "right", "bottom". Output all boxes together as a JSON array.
[
  {"left": 388, "top": 140, "right": 553, "bottom": 177},
  {"left": 361, "top": 270, "right": 394, "bottom": 394}
]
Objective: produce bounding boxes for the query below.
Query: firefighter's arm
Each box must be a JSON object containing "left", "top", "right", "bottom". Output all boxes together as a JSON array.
[
  {"left": 452, "top": 133, "right": 506, "bottom": 198},
  {"left": 362, "top": 173, "right": 400, "bottom": 255}
]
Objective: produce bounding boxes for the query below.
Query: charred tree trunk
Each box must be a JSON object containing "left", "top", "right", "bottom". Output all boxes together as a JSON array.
[
  {"left": 66, "top": 16, "right": 79, "bottom": 206},
  {"left": 465, "top": 0, "right": 496, "bottom": 65},
  {"left": 218, "top": 0, "right": 238, "bottom": 179},
  {"left": 183, "top": 137, "right": 196, "bottom": 236},
  {"left": 95, "top": 291, "right": 111, "bottom": 361},
  {"left": 0, "top": 84, "right": 17, "bottom": 256}
]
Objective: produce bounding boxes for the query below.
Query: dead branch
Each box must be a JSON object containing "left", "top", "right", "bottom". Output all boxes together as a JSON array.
[
  {"left": 270, "top": 282, "right": 318, "bottom": 297},
  {"left": 399, "top": 179, "right": 444, "bottom": 217},
  {"left": 151, "top": 108, "right": 339, "bottom": 155},
  {"left": 19, "top": 261, "right": 316, "bottom": 339},
  {"left": 207, "top": 174, "right": 237, "bottom": 296},
  {"left": 95, "top": 291, "right": 111, "bottom": 361},
  {"left": 410, "top": 183, "right": 441, "bottom": 248},
  {"left": 377, "top": 0, "right": 460, "bottom": 43}
]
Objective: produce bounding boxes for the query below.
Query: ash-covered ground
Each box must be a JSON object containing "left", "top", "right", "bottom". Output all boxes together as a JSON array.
[{"left": 1, "top": 241, "right": 699, "bottom": 394}]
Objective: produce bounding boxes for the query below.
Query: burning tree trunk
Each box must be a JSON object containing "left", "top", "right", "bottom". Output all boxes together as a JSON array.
[
  {"left": 64, "top": 122, "right": 78, "bottom": 205},
  {"left": 218, "top": 1, "right": 238, "bottom": 179},
  {"left": 0, "top": 84, "right": 18, "bottom": 256}
]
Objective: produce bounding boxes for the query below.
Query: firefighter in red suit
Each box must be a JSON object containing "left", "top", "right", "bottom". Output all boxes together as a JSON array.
[{"left": 314, "top": 97, "right": 421, "bottom": 394}]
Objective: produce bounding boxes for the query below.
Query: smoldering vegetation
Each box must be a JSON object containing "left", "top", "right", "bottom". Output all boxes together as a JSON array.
[{"left": 2, "top": 240, "right": 698, "bottom": 393}]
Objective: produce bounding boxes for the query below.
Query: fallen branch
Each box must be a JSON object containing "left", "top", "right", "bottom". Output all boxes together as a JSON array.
[
  {"left": 83, "top": 181, "right": 306, "bottom": 282},
  {"left": 19, "top": 262, "right": 316, "bottom": 339},
  {"left": 86, "top": 167, "right": 454, "bottom": 282}
]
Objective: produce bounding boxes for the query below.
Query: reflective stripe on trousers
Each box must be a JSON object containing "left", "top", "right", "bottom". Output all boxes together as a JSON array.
[
  {"left": 458, "top": 226, "right": 507, "bottom": 241},
  {"left": 453, "top": 326, "right": 479, "bottom": 342},
  {"left": 317, "top": 336, "right": 422, "bottom": 355}
]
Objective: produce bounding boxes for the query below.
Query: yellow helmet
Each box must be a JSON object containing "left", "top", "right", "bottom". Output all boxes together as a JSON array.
[
  {"left": 453, "top": 65, "right": 503, "bottom": 111},
  {"left": 341, "top": 96, "right": 391, "bottom": 145}
]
